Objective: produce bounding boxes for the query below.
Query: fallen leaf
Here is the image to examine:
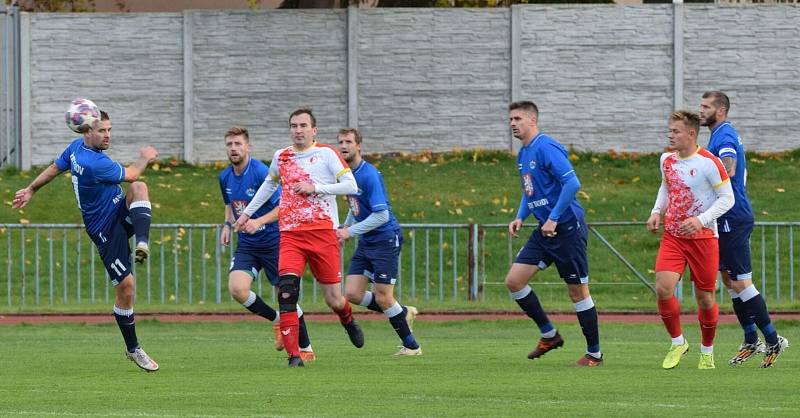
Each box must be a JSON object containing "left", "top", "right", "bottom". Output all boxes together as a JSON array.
[
  {"left": 19, "top": 218, "right": 30, "bottom": 224},
  {"left": 152, "top": 163, "right": 160, "bottom": 171},
  {"left": 776, "top": 188, "right": 785, "bottom": 193}
]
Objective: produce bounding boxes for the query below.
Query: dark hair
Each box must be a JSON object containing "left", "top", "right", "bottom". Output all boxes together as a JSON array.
[
  {"left": 99, "top": 110, "right": 109, "bottom": 121},
  {"left": 289, "top": 107, "right": 316, "bottom": 127},
  {"left": 337, "top": 128, "right": 362, "bottom": 145},
  {"left": 508, "top": 101, "right": 539, "bottom": 117},
  {"left": 669, "top": 110, "right": 701, "bottom": 135},
  {"left": 79, "top": 110, "right": 109, "bottom": 133},
  {"left": 702, "top": 91, "right": 730, "bottom": 112},
  {"left": 224, "top": 125, "right": 249, "bottom": 142}
]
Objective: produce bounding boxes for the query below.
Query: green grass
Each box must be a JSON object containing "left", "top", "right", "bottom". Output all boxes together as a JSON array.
[
  {"left": 0, "top": 319, "right": 798, "bottom": 417},
  {"left": 2, "top": 150, "right": 799, "bottom": 312}
]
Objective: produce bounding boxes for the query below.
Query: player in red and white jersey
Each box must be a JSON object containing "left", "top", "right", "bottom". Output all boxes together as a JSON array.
[
  {"left": 646, "top": 110, "right": 734, "bottom": 370},
  {"left": 235, "top": 108, "right": 361, "bottom": 368}
]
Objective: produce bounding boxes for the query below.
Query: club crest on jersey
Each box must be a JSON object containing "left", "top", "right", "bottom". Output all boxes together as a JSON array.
[
  {"left": 529, "top": 160, "right": 536, "bottom": 169},
  {"left": 309, "top": 156, "right": 318, "bottom": 164},
  {"left": 246, "top": 187, "right": 255, "bottom": 197},
  {"left": 232, "top": 200, "right": 247, "bottom": 217},
  {"left": 523, "top": 173, "right": 534, "bottom": 196},
  {"left": 347, "top": 196, "right": 360, "bottom": 216},
  {"left": 689, "top": 168, "right": 697, "bottom": 177}
]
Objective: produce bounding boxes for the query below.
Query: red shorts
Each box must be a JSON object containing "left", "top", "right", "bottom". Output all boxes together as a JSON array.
[
  {"left": 279, "top": 229, "right": 341, "bottom": 284},
  {"left": 655, "top": 233, "right": 718, "bottom": 292}
]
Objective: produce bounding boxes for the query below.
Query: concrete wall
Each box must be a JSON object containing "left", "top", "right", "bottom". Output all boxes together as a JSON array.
[{"left": 21, "top": 5, "right": 800, "bottom": 167}]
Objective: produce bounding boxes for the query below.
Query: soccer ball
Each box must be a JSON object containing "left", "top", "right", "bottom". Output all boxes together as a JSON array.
[{"left": 65, "top": 98, "right": 100, "bottom": 133}]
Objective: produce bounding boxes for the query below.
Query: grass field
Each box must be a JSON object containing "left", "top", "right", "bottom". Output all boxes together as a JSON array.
[
  {"left": 2, "top": 150, "right": 799, "bottom": 312},
  {"left": 1, "top": 319, "right": 798, "bottom": 417}
]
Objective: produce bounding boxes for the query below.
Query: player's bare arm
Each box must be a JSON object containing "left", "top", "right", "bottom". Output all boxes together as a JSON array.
[
  {"left": 541, "top": 219, "right": 558, "bottom": 237},
  {"left": 123, "top": 146, "right": 159, "bottom": 182},
  {"left": 678, "top": 217, "right": 704, "bottom": 235},
  {"left": 12, "top": 164, "right": 64, "bottom": 209},
  {"left": 508, "top": 218, "right": 523, "bottom": 237},
  {"left": 220, "top": 205, "right": 234, "bottom": 246},
  {"left": 646, "top": 213, "right": 661, "bottom": 233},
  {"left": 721, "top": 156, "right": 736, "bottom": 177}
]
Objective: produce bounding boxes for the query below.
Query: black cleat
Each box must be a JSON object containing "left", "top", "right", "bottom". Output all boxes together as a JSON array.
[
  {"left": 344, "top": 320, "right": 364, "bottom": 348},
  {"left": 528, "top": 332, "right": 564, "bottom": 359},
  {"left": 288, "top": 356, "right": 305, "bottom": 368}
]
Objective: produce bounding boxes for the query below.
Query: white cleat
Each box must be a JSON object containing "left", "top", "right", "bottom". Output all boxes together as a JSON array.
[
  {"left": 405, "top": 306, "right": 419, "bottom": 331},
  {"left": 134, "top": 242, "right": 150, "bottom": 264},
  {"left": 394, "top": 346, "right": 422, "bottom": 356},
  {"left": 126, "top": 347, "right": 159, "bottom": 372}
]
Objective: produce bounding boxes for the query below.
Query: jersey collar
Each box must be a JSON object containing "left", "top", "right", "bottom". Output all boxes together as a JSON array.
[{"left": 710, "top": 121, "right": 731, "bottom": 138}]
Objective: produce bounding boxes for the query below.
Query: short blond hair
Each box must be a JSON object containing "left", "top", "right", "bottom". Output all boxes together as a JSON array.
[
  {"left": 669, "top": 110, "right": 700, "bottom": 134},
  {"left": 224, "top": 125, "right": 249, "bottom": 142}
]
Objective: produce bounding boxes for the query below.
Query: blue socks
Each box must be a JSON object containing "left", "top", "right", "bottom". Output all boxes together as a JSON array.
[
  {"left": 511, "top": 286, "right": 555, "bottom": 336},
  {"left": 729, "top": 288, "right": 759, "bottom": 344},
  {"left": 738, "top": 285, "right": 778, "bottom": 346},
  {"left": 385, "top": 302, "right": 418, "bottom": 349},
  {"left": 575, "top": 296, "right": 601, "bottom": 355},
  {"left": 242, "top": 290, "right": 278, "bottom": 321},
  {"left": 129, "top": 201, "right": 152, "bottom": 245},
  {"left": 113, "top": 305, "right": 139, "bottom": 352}
]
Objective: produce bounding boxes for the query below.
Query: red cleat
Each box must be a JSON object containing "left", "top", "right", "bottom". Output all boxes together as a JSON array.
[
  {"left": 527, "top": 332, "right": 564, "bottom": 359},
  {"left": 576, "top": 354, "right": 603, "bottom": 367}
]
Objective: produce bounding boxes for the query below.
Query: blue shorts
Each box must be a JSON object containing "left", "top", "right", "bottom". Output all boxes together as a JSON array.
[
  {"left": 514, "top": 220, "right": 589, "bottom": 285},
  {"left": 230, "top": 245, "right": 280, "bottom": 286},
  {"left": 91, "top": 203, "right": 134, "bottom": 286},
  {"left": 718, "top": 218, "right": 754, "bottom": 280},
  {"left": 346, "top": 236, "right": 402, "bottom": 285}
]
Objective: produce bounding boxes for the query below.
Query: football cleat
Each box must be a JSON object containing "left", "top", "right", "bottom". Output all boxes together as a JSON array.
[
  {"left": 576, "top": 354, "right": 603, "bottom": 367},
  {"left": 134, "top": 242, "right": 150, "bottom": 264},
  {"left": 728, "top": 339, "right": 765, "bottom": 366},
  {"left": 287, "top": 356, "right": 304, "bottom": 368},
  {"left": 698, "top": 352, "right": 715, "bottom": 370},
  {"left": 126, "top": 347, "right": 159, "bottom": 372},
  {"left": 299, "top": 347, "right": 316, "bottom": 362},
  {"left": 343, "top": 320, "right": 364, "bottom": 348},
  {"left": 405, "top": 306, "right": 419, "bottom": 331},
  {"left": 394, "top": 346, "right": 422, "bottom": 356},
  {"left": 662, "top": 340, "right": 689, "bottom": 369},
  {"left": 760, "top": 336, "right": 789, "bottom": 368},
  {"left": 527, "top": 332, "right": 564, "bottom": 359},
  {"left": 273, "top": 324, "right": 285, "bottom": 351}
]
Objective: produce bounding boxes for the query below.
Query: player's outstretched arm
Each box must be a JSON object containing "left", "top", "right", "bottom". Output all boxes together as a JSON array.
[
  {"left": 12, "top": 164, "right": 64, "bottom": 209},
  {"left": 124, "top": 146, "right": 159, "bottom": 182},
  {"left": 242, "top": 206, "right": 279, "bottom": 235}
]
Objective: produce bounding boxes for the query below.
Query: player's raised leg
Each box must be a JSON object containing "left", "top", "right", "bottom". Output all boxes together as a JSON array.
[
  {"left": 126, "top": 181, "right": 152, "bottom": 263},
  {"left": 655, "top": 272, "right": 688, "bottom": 369},
  {"left": 505, "top": 264, "right": 561, "bottom": 360}
]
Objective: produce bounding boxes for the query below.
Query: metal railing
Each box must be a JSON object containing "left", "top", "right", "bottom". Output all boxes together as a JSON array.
[{"left": 1, "top": 222, "right": 797, "bottom": 308}]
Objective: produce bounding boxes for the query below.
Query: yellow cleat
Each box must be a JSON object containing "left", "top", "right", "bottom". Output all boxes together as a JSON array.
[
  {"left": 662, "top": 340, "right": 689, "bottom": 369},
  {"left": 698, "top": 352, "right": 715, "bottom": 370},
  {"left": 405, "top": 306, "right": 418, "bottom": 331}
]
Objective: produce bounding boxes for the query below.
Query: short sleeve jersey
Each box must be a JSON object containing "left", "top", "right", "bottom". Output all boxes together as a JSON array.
[
  {"left": 517, "top": 133, "right": 585, "bottom": 225},
  {"left": 706, "top": 121, "right": 753, "bottom": 223},
  {"left": 347, "top": 160, "right": 401, "bottom": 244},
  {"left": 269, "top": 142, "right": 350, "bottom": 231},
  {"left": 54, "top": 138, "right": 125, "bottom": 237},
  {"left": 660, "top": 148, "right": 730, "bottom": 239},
  {"left": 219, "top": 158, "right": 280, "bottom": 250}
]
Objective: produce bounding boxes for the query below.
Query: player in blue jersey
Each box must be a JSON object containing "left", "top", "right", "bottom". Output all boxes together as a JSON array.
[
  {"left": 700, "top": 91, "right": 788, "bottom": 367},
  {"left": 13, "top": 110, "right": 160, "bottom": 371},
  {"left": 337, "top": 128, "right": 421, "bottom": 356},
  {"left": 504, "top": 101, "right": 602, "bottom": 366},
  {"left": 219, "top": 126, "right": 315, "bottom": 362}
]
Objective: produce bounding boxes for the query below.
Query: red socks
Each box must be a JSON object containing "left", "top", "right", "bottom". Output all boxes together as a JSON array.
[
  {"left": 657, "top": 296, "right": 682, "bottom": 338},
  {"left": 698, "top": 303, "right": 719, "bottom": 347},
  {"left": 279, "top": 311, "right": 300, "bottom": 357},
  {"left": 333, "top": 300, "right": 353, "bottom": 325}
]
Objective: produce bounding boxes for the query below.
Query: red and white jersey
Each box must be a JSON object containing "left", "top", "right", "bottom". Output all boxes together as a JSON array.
[
  {"left": 268, "top": 143, "right": 351, "bottom": 232},
  {"left": 658, "top": 148, "right": 731, "bottom": 239}
]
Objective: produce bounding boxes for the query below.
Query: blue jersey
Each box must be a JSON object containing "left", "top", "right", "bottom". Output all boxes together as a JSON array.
[
  {"left": 707, "top": 121, "right": 753, "bottom": 224},
  {"left": 54, "top": 138, "right": 126, "bottom": 237},
  {"left": 219, "top": 158, "right": 280, "bottom": 250},
  {"left": 517, "top": 133, "right": 584, "bottom": 225},
  {"left": 347, "top": 160, "right": 401, "bottom": 244}
]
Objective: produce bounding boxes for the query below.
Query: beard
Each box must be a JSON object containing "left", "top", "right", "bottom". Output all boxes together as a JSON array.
[{"left": 701, "top": 112, "right": 717, "bottom": 127}]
